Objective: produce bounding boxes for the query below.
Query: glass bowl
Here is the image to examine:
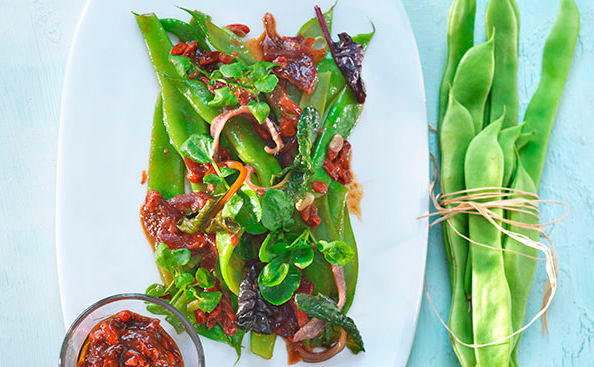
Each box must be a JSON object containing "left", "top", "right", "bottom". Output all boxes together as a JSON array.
[{"left": 59, "top": 293, "right": 205, "bottom": 366}]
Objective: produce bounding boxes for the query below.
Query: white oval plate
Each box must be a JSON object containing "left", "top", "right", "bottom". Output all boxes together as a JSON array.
[{"left": 57, "top": 0, "right": 428, "bottom": 365}]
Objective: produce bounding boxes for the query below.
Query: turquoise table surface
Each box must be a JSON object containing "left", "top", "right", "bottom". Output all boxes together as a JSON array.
[{"left": 0, "top": 0, "right": 592, "bottom": 365}]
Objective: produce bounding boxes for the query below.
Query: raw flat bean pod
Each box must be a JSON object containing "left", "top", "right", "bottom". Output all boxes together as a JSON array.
[
  {"left": 502, "top": 157, "right": 539, "bottom": 365},
  {"left": 439, "top": 94, "right": 476, "bottom": 366},
  {"left": 161, "top": 78, "right": 209, "bottom": 153},
  {"left": 183, "top": 9, "right": 257, "bottom": 65},
  {"left": 222, "top": 117, "right": 282, "bottom": 186},
  {"left": 497, "top": 125, "right": 523, "bottom": 187},
  {"left": 451, "top": 38, "right": 495, "bottom": 134},
  {"left": 465, "top": 118, "right": 512, "bottom": 366},
  {"left": 519, "top": 0, "right": 579, "bottom": 186},
  {"left": 311, "top": 88, "right": 363, "bottom": 185},
  {"left": 137, "top": 14, "right": 281, "bottom": 185},
  {"left": 300, "top": 71, "right": 331, "bottom": 117},
  {"left": 486, "top": 0, "right": 519, "bottom": 128},
  {"left": 250, "top": 332, "right": 276, "bottom": 360},
  {"left": 509, "top": 0, "right": 520, "bottom": 45},
  {"left": 148, "top": 96, "right": 185, "bottom": 200},
  {"left": 160, "top": 18, "right": 203, "bottom": 44},
  {"left": 437, "top": 0, "right": 476, "bottom": 131}
]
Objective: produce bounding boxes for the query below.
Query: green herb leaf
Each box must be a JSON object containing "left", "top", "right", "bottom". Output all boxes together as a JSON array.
[
  {"left": 169, "top": 55, "right": 195, "bottom": 77},
  {"left": 247, "top": 100, "right": 271, "bottom": 124},
  {"left": 172, "top": 249, "right": 191, "bottom": 266},
  {"left": 254, "top": 74, "right": 279, "bottom": 93},
  {"left": 195, "top": 268, "right": 215, "bottom": 289},
  {"left": 259, "top": 260, "right": 290, "bottom": 287},
  {"left": 208, "top": 86, "right": 238, "bottom": 107},
  {"left": 219, "top": 61, "right": 247, "bottom": 79},
  {"left": 187, "top": 290, "right": 222, "bottom": 313},
  {"left": 261, "top": 189, "right": 294, "bottom": 231},
  {"left": 155, "top": 243, "right": 190, "bottom": 271},
  {"left": 221, "top": 193, "right": 244, "bottom": 218},
  {"left": 292, "top": 247, "right": 314, "bottom": 269},
  {"left": 296, "top": 107, "right": 321, "bottom": 168},
  {"left": 146, "top": 283, "right": 168, "bottom": 297},
  {"left": 258, "top": 264, "right": 301, "bottom": 305},
  {"left": 181, "top": 134, "right": 215, "bottom": 164},
  {"left": 220, "top": 167, "right": 235, "bottom": 177},
  {"left": 175, "top": 272, "right": 194, "bottom": 289},
  {"left": 259, "top": 233, "right": 276, "bottom": 263},
  {"left": 250, "top": 61, "right": 277, "bottom": 80},
  {"left": 317, "top": 240, "right": 355, "bottom": 266},
  {"left": 235, "top": 186, "right": 266, "bottom": 235},
  {"left": 294, "top": 293, "right": 364, "bottom": 351}
]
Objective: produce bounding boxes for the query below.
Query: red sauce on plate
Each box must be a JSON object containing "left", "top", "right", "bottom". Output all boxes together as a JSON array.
[{"left": 78, "top": 310, "right": 183, "bottom": 367}]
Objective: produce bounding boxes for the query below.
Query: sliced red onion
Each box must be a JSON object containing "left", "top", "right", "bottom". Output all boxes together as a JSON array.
[
  {"left": 244, "top": 165, "right": 289, "bottom": 195},
  {"left": 295, "top": 328, "right": 347, "bottom": 363}
]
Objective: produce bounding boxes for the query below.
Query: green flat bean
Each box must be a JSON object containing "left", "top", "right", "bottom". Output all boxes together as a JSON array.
[
  {"left": 502, "top": 157, "right": 539, "bottom": 365},
  {"left": 300, "top": 71, "right": 331, "bottom": 117},
  {"left": 498, "top": 125, "right": 523, "bottom": 187},
  {"left": 439, "top": 94, "right": 476, "bottom": 366},
  {"left": 519, "top": 0, "right": 579, "bottom": 186},
  {"left": 486, "top": 0, "right": 519, "bottom": 128},
  {"left": 465, "top": 117, "right": 512, "bottom": 366},
  {"left": 438, "top": 0, "right": 476, "bottom": 131},
  {"left": 451, "top": 38, "right": 495, "bottom": 134},
  {"left": 148, "top": 96, "right": 185, "bottom": 199},
  {"left": 160, "top": 18, "right": 203, "bottom": 44}
]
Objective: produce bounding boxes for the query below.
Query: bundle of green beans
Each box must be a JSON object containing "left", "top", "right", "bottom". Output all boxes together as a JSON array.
[{"left": 437, "top": 0, "right": 579, "bottom": 366}]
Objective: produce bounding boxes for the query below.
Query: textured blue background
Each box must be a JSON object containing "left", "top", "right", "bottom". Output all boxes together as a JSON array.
[{"left": 0, "top": 0, "right": 591, "bottom": 365}]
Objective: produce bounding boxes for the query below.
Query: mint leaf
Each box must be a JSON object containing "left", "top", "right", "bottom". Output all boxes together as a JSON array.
[
  {"left": 181, "top": 134, "right": 214, "bottom": 164},
  {"left": 247, "top": 101, "right": 271, "bottom": 124},
  {"left": 208, "top": 86, "right": 238, "bottom": 107}
]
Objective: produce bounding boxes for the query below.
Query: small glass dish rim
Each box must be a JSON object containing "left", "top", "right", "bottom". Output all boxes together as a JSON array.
[{"left": 58, "top": 292, "right": 205, "bottom": 366}]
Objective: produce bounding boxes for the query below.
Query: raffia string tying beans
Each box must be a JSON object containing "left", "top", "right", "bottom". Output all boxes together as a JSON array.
[{"left": 418, "top": 180, "right": 570, "bottom": 349}]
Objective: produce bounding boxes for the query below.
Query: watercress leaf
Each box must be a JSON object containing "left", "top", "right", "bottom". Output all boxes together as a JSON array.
[
  {"left": 169, "top": 54, "right": 195, "bottom": 77},
  {"left": 154, "top": 243, "right": 176, "bottom": 271},
  {"left": 187, "top": 291, "right": 222, "bottom": 313},
  {"left": 247, "top": 101, "right": 270, "bottom": 124},
  {"left": 258, "top": 264, "right": 301, "bottom": 305},
  {"left": 254, "top": 74, "right": 279, "bottom": 93},
  {"left": 210, "top": 69, "right": 224, "bottom": 81},
  {"left": 175, "top": 272, "right": 195, "bottom": 289},
  {"left": 208, "top": 86, "right": 238, "bottom": 107},
  {"left": 195, "top": 268, "right": 215, "bottom": 289},
  {"left": 261, "top": 189, "right": 294, "bottom": 231},
  {"left": 219, "top": 61, "right": 246, "bottom": 79},
  {"left": 146, "top": 283, "right": 168, "bottom": 297},
  {"left": 220, "top": 167, "right": 236, "bottom": 177},
  {"left": 172, "top": 248, "right": 191, "bottom": 266},
  {"left": 250, "top": 61, "right": 277, "bottom": 80},
  {"left": 235, "top": 186, "right": 266, "bottom": 235},
  {"left": 259, "top": 233, "right": 276, "bottom": 263},
  {"left": 181, "top": 134, "right": 214, "bottom": 164},
  {"left": 221, "top": 193, "right": 244, "bottom": 218},
  {"left": 259, "top": 260, "right": 290, "bottom": 287},
  {"left": 317, "top": 240, "right": 355, "bottom": 266},
  {"left": 203, "top": 173, "right": 223, "bottom": 186},
  {"left": 271, "top": 241, "right": 292, "bottom": 254},
  {"left": 292, "top": 247, "right": 314, "bottom": 269}
]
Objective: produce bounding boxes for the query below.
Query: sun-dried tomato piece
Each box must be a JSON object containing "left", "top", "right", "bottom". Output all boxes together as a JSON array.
[
  {"left": 324, "top": 140, "right": 353, "bottom": 185},
  {"left": 260, "top": 13, "right": 324, "bottom": 94},
  {"left": 226, "top": 24, "right": 250, "bottom": 37},
  {"left": 311, "top": 181, "right": 328, "bottom": 194}
]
